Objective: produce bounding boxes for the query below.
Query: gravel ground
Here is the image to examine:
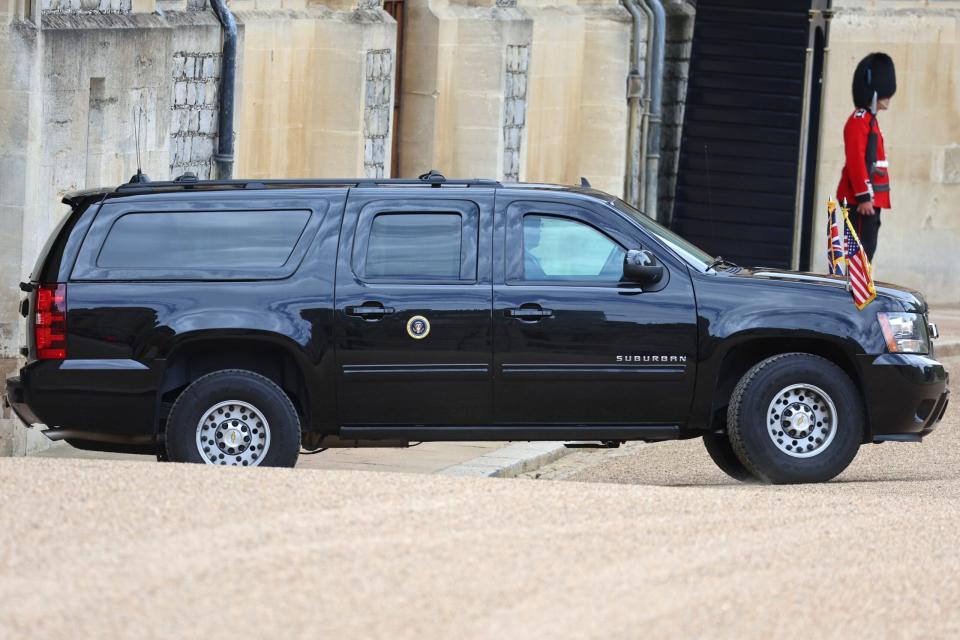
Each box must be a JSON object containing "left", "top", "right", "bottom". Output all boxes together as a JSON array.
[{"left": 0, "top": 358, "right": 955, "bottom": 639}]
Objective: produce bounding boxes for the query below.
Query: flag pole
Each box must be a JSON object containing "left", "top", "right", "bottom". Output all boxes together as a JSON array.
[
  {"left": 826, "top": 199, "right": 831, "bottom": 274},
  {"left": 841, "top": 198, "right": 851, "bottom": 293}
]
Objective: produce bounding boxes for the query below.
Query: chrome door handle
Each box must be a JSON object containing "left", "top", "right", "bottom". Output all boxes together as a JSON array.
[
  {"left": 506, "top": 306, "right": 553, "bottom": 320},
  {"left": 346, "top": 304, "right": 395, "bottom": 319}
]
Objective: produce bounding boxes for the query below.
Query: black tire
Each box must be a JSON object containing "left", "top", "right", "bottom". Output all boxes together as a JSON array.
[
  {"left": 702, "top": 432, "right": 757, "bottom": 482},
  {"left": 164, "top": 369, "right": 300, "bottom": 467},
  {"left": 727, "top": 353, "right": 863, "bottom": 484}
]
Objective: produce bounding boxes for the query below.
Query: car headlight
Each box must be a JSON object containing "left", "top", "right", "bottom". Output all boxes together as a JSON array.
[{"left": 877, "top": 312, "right": 929, "bottom": 354}]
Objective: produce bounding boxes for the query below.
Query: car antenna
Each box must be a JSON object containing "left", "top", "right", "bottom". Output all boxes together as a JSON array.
[
  {"left": 580, "top": 176, "right": 591, "bottom": 187},
  {"left": 127, "top": 106, "right": 150, "bottom": 184}
]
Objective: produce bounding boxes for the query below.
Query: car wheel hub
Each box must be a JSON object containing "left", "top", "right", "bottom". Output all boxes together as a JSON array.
[
  {"left": 766, "top": 384, "right": 837, "bottom": 458},
  {"left": 196, "top": 400, "right": 271, "bottom": 466}
]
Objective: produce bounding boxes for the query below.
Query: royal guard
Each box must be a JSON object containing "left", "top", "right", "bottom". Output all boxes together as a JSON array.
[{"left": 836, "top": 52, "right": 896, "bottom": 261}]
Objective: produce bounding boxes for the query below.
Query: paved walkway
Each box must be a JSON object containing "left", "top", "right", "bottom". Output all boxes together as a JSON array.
[{"left": 32, "top": 440, "right": 515, "bottom": 474}]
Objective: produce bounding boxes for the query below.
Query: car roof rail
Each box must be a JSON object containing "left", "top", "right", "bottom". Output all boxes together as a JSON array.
[{"left": 114, "top": 171, "right": 501, "bottom": 193}]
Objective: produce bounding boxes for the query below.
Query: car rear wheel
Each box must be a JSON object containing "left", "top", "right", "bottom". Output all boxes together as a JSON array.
[
  {"left": 727, "top": 353, "right": 863, "bottom": 484},
  {"left": 165, "top": 369, "right": 300, "bottom": 467}
]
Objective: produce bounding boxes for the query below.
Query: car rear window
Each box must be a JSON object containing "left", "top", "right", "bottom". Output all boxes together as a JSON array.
[{"left": 97, "top": 210, "right": 310, "bottom": 269}]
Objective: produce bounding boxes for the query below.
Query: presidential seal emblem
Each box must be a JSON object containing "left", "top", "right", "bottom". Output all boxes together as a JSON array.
[{"left": 406, "top": 315, "right": 430, "bottom": 340}]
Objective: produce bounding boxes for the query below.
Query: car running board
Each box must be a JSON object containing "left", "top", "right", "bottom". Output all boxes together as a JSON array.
[{"left": 338, "top": 425, "right": 680, "bottom": 442}]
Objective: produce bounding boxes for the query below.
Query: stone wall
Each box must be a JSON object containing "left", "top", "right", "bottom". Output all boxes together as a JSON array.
[
  {"left": 398, "top": 0, "right": 632, "bottom": 197},
  {"left": 812, "top": 0, "right": 960, "bottom": 303},
  {"left": 0, "top": 19, "right": 41, "bottom": 366},
  {"left": 233, "top": 5, "right": 396, "bottom": 179},
  {"left": 398, "top": 1, "right": 532, "bottom": 181},
  {"left": 521, "top": 1, "right": 632, "bottom": 196}
]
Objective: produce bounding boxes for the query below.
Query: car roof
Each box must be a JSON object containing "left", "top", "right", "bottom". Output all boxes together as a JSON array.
[{"left": 64, "top": 175, "right": 608, "bottom": 205}]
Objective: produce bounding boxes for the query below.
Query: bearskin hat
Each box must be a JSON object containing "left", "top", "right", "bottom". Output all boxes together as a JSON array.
[{"left": 852, "top": 53, "right": 897, "bottom": 109}]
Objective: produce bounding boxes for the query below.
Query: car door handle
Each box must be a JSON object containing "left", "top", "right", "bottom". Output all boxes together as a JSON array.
[
  {"left": 506, "top": 306, "right": 553, "bottom": 320},
  {"left": 346, "top": 304, "right": 395, "bottom": 319}
]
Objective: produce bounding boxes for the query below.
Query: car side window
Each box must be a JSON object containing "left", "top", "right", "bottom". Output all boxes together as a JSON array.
[
  {"left": 97, "top": 209, "right": 311, "bottom": 270},
  {"left": 522, "top": 214, "right": 625, "bottom": 282},
  {"left": 364, "top": 213, "right": 463, "bottom": 279}
]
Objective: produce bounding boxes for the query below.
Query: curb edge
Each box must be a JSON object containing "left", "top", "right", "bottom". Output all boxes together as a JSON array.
[{"left": 438, "top": 441, "right": 572, "bottom": 478}]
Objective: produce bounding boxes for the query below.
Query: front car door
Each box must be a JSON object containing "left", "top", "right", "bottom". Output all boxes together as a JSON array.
[
  {"left": 492, "top": 192, "right": 699, "bottom": 430},
  {"left": 334, "top": 188, "right": 493, "bottom": 426}
]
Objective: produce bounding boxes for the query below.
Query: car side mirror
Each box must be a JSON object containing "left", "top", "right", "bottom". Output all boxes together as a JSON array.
[{"left": 623, "top": 249, "right": 663, "bottom": 284}]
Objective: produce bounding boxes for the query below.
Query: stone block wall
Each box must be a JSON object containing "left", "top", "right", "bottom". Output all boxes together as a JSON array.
[
  {"left": 170, "top": 51, "right": 221, "bottom": 179},
  {"left": 502, "top": 43, "right": 529, "bottom": 183},
  {"left": 42, "top": 0, "right": 132, "bottom": 12},
  {"left": 364, "top": 48, "right": 393, "bottom": 178}
]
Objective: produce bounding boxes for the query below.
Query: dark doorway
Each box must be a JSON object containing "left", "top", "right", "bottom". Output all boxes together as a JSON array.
[{"left": 670, "top": 0, "right": 831, "bottom": 270}]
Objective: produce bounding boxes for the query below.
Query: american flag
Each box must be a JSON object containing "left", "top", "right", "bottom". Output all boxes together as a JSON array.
[
  {"left": 826, "top": 199, "right": 845, "bottom": 276},
  {"left": 842, "top": 207, "right": 877, "bottom": 310}
]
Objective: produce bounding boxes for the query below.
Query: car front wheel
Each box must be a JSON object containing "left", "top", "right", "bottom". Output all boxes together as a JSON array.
[{"left": 726, "top": 353, "right": 863, "bottom": 484}]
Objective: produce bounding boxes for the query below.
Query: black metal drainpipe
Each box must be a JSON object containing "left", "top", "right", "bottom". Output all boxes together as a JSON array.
[{"left": 210, "top": 0, "right": 237, "bottom": 179}]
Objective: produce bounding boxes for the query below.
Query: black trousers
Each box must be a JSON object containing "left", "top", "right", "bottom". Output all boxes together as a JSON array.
[{"left": 847, "top": 208, "right": 881, "bottom": 261}]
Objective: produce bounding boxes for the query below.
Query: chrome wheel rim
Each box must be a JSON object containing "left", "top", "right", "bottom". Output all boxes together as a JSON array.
[
  {"left": 766, "top": 383, "right": 837, "bottom": 458},
  {"left": 196, "top": 400, "right": 271, "bottom": 466}
]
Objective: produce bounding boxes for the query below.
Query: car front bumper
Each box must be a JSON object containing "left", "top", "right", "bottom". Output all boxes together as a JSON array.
[{"left": 857, "top": 353, "right": 949, "bottom": 442}]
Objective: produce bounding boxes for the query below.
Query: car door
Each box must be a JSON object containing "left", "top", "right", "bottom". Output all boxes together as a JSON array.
[
  {"left": 493, "top": 194, "right": 699, "bottom": 427},
  {"left": 334, "top": 188, "right": 493, "bottom": 425}
]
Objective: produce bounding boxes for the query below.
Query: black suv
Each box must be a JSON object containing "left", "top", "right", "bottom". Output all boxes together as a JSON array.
[{"left": 4, "top": 174, "right": 950, "bottom": 482}]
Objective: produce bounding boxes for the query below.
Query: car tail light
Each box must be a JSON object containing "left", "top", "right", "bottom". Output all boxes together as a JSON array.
[{"left": 35, "top": 283, "right": 67, "bottom": 360}]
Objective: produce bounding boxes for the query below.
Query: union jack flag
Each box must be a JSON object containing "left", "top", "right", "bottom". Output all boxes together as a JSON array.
[
  {"left": 826, "top": 199, "right": 845, "bottom": 276},
  {"left": 841, "top": 205, "right": 877, "bottom": 310}
]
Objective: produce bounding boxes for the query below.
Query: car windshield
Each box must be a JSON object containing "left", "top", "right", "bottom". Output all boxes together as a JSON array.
[{"left": 610, "top": 198, "right": 715, "bottom": 272}]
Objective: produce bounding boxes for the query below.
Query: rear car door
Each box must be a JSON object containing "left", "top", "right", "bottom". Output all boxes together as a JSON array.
[
  {"left": 492, "top": 193, "right": 699, "bottom": 428},
  {"left": 334, "top": 188, "right": 494, "bottom": 425}
]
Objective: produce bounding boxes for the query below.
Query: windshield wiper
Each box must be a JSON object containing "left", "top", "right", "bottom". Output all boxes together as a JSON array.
[{"left": 706, "top": 256, "right": 740, "bottom": 272}]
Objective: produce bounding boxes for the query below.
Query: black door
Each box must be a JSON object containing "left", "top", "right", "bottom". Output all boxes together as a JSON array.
[
  {"left": 334, "top": 189, "right": 494, "bottom": 425},
  {"left": 493, "top": 195, "right": 699, "bottom": 426}
]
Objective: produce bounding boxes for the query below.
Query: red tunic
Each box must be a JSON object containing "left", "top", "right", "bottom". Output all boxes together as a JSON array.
[{"left": 836, "top": 108, "right": 890, "bottom": 209}]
